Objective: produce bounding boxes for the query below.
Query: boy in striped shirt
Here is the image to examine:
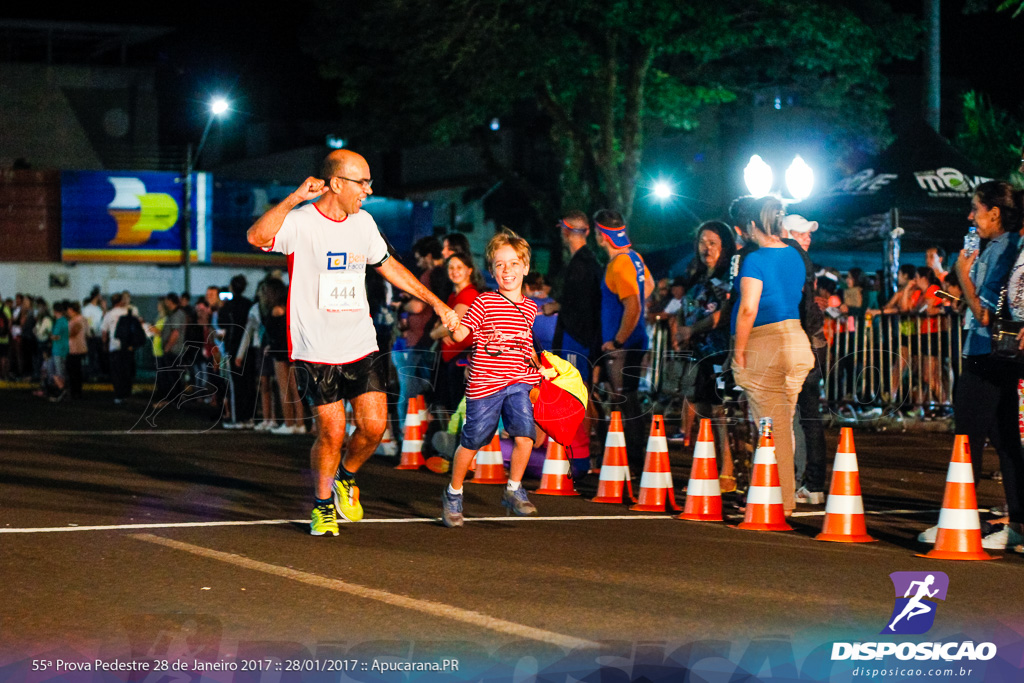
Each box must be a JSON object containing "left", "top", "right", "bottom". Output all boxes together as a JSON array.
[{"left": 440, "top": 229, "right": 555, "bottom": 527}]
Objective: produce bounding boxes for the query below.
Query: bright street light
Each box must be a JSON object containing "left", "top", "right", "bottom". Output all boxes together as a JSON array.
[
  {"left": 183, "top": 95, "right": 233, "bottom": 294},
  {"left": 785, "top": 155, "right": 814, "bottom": 201},
  {"left": 743, "top": 155, "right": 773, "bottom": 198},
  {"left": 652, "top": 181, "right": 673, "bottom": 201},
  {"left": 210, "top": 96, "right": 230, "bottom": 117}
]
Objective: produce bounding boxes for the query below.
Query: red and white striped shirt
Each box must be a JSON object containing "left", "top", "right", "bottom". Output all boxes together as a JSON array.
[{"left": 461, "top": 292, "right": 541, "bottom": 399}]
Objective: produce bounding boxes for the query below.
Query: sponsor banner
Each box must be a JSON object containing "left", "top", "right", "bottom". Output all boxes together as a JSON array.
[{"left": 61, "top": 170, "right": 211, "bottom": 264}]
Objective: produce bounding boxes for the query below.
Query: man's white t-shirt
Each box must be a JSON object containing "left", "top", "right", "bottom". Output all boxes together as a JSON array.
[{"left": 264, "top": 203, "right": 389, "bottom": 365}]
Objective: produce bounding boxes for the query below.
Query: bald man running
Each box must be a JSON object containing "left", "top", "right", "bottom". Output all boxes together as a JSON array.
[{"left": 248, "top": 150, "right": 459, "bottom": 536}]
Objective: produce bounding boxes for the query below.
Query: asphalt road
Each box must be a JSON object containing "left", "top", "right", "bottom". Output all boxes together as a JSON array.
[{"left": 1, "top": 389, "right": 1021, "bottom": 682}]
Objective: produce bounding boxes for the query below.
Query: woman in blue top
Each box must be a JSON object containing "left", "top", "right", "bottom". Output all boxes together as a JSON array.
[{"left": 731, "top": 196, "right": 814, "bottom": 515}]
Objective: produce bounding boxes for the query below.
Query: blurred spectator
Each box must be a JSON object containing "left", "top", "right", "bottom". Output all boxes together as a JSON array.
[
  {"left": 549, "top": 210, "right": 603, "bottom": 381},
  {"left": 32, "top": 299, "right": 52, "bottom": 380},
  {"left": 222, "top": 275, "right": 257, "bottom": 428},
  {"left": 261, "top": 278, "right": 305, "bottom": 435},
  {"left": 155, "top": 293, "right": 188, "bottom": 410},
  {"left": 431, "top": 252, "right": 484, "bottom": 411},
  {"left": 47, "top": 301, "right": 69, "bottom": 401},
  {"left": 677, "top": 220, "right": 737, "bottom": 490},
  {"left": 100, "top": 292, "right": 142, "bottom": 405},
  {"left": 81, "top": 289, "right": 105, "bottom": 380},
  {"left": 66, "top": 301, "right": 87, "bottom": 399},
  {"left": 394, "top": 236, "right": 444, "bottom": 425},
  {"left": 525, "top": 272, "right": 557, "bottom": 352},
  {"left": 0, "top": 293, "right": 10, "bottom": 381},
  {"left": 926, "top": 246, "right": 948, "bottom": 283}
]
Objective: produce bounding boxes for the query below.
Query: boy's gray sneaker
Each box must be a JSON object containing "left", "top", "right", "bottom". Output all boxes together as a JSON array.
[
  {"left": 441, "top": 488, "right": 464, "bottom": 527},
  {"left": 501, "top": 487, "right": 537, "bottom": 516}
]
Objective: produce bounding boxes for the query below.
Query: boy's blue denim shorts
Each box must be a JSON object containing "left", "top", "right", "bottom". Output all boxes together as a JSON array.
[{"left": 460, "top": 382, "right": 536, "bottom": 451}]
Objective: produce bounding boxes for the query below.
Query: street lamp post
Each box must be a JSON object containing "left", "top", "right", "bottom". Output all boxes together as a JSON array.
[{"left": 182, "top": 96, "right": 230, "bottom": 296}]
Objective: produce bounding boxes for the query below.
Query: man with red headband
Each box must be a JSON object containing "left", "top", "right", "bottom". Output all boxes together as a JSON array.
[{"left": 595, "top": 209, "right": 654, "bottom": 469}]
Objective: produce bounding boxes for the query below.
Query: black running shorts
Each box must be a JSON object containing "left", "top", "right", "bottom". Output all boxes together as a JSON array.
[{"left": 293, "top": 352, "right": 389, "bottom": 407}]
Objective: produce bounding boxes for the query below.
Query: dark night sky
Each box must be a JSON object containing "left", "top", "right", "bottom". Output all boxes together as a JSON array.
[{"left": 3, "top": 2, "right": 1022, "bottom": 150}]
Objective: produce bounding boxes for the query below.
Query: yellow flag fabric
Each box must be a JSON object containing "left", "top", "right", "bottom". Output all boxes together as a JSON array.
[{"left": 540, "top": 351, "right": 588, "bottom": 409}]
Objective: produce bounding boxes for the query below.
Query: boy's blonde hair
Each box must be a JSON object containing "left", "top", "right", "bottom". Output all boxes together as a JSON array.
[{"left": 485, "top": 227, "right": 531, "bottom": 270}]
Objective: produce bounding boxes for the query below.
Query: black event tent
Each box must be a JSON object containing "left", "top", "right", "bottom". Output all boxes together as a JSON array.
[{"left": 789, "top": 123, "right": 992, "bottom": 253}]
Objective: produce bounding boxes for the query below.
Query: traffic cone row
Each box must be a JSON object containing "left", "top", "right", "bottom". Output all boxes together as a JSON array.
[
  {"left": 919, "top": 434, "right": 994, "bottom": 562},
  {"left": 386, "top": 400, "right": 990, "bottom": 562},
  {"left": 592, "top": 412, "right": 635, "bottom": 504}
]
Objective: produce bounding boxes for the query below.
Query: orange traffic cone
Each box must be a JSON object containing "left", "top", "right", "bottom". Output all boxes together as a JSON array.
[
  {"left": 735, "top": 420, "right": 793, "bottom": 531},
  {"left": 395, "top": 397, "right": 425, "bottom": 470},
  {"left": 630, "top": 415, "right": 681, "bottom": 512},
  {"left": 919, "top": 435, "right": 995, "bottom": 561},
  {"left": 417, "top": 394, "right": 429, "bottom": 430},
  {"left": 469, "top": 427, "right": 507, "bottom": 485},
  {"left": 678, "top": 418, "right": 723, "bottom": 522},
  {"left": 535, "top": 439, "right": 580, "bottom": 496},
  {"left": 815, "top": 428, "right": 876, "bottom": 543},
  {"left": 592, "top": 411, "right": 635, "bottom": 504}
]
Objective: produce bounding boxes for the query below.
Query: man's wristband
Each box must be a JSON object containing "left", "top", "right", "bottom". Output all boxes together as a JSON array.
[{"left": 610, "top": 339, "right": 623, "bottom": 349}]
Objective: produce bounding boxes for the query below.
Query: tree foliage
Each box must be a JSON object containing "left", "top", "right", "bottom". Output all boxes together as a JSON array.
[
  {"left": 955, "top": 91, "right": 1024, "bottom": 183},
  {"left": 307, "top": 0, "right": 918, "bottom": 224}
]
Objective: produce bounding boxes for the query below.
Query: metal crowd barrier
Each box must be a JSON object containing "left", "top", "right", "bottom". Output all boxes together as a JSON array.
[{"left": 644, "top": 311, "right": 965, "bottom": 417}]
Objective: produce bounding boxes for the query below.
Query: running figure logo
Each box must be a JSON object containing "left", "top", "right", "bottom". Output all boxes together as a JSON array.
[{"left": 882, "top": 571, "right": 949, "bottom": 635}]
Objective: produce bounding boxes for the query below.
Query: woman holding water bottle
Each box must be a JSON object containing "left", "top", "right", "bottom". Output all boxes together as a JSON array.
[{"left": 944, "top": 180, "right": 1024, "bottom": 551}]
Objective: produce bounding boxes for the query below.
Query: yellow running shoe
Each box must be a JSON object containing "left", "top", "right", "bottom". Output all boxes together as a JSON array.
[
  {"left": 333, "top": 477, "right": 364, "bottom": 522},
  {"left": 310, "top": 503, "right": 339, "bottom": 536}
]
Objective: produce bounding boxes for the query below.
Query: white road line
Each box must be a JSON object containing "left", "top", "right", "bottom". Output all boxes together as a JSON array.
[
  {"left": 0, "top": 515, "right": 677, "bottom": 534},
  {"left": 132, "top": 533, "right": 600, "bottom": 651},
  {"left": 0, "top": 509, "right": 948, "bottom": 534}
]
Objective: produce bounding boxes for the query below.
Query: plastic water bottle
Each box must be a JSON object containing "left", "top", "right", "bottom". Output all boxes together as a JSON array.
[
  {"left": 758, "top": 417, "right": 773, "bottom": 438},
  {"left": 964, "top": 226, "right": 980, "bottom": 253}
]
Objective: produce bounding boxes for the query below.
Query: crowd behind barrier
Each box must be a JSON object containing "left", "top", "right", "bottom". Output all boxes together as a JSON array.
[{"left": 646, "top": 310, "right": 967, "bottom": 424}]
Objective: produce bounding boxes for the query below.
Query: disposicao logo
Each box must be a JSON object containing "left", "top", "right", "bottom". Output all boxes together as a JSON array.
[
  {"left": 106, "top": 177, "right": 179, "bottom": 246},
  {"left": 831, "top": 571, "right": 997, "bottom": 663},
  {"left": 883, "top": 571, "right": 947, "bottom": 635}
]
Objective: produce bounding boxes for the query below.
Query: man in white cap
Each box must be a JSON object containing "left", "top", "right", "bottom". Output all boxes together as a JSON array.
[
  {"left": 780, "top": 213, "right": 828, "bottom": 505},
  {"left": 782, "top": 214, "right": 818, "bottom": 252}
]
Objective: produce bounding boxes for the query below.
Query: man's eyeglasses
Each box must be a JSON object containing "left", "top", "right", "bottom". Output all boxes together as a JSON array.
[{"left": 334, "top": 176, "right": 373, "bottom": 190}]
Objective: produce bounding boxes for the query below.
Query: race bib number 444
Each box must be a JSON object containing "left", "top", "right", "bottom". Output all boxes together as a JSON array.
[{"left": 318, "top": 272, "right": 364, "bottom": 312}]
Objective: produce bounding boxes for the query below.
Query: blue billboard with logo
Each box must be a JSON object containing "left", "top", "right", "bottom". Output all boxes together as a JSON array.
[{"left": 61, "top": 170, "right": 212, "bottom": 264}]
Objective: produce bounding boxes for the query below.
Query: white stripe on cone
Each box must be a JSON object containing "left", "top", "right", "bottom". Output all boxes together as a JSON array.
[
  {"left": 639, "top": 471, "right": 673, "bottom": 489},
  {"left": 604, "top": 431, "right": 626, "bottom": 448},
  {"left": 542, "top": 459, "right": 571, "bottom": 476},
  {"left": 598, "top": 465, "right": 630, "bottom": 482},
  {"left": 476, "top": 451, "right": 503, "bottom": 465},
  {"left": 646, "top": 435, "right": 669, "bottom": 453},
  {"left": 685, "top": 479, "right": 721, "bottom": 497},
  {"left": 746, "top": 486, "right": 783, "bottom": 506},
  {"left": 945, "top": 462, "right": 975, "bottom": 484},
  {"left": 824, "top": 494, "right": 865, "bottom": 515},
  {"left": 833, "top": 452, "right": 860, "bottom": 472},
  {"left": 693, "top": 441, "right": 716, "bottom": 459},
  {"left": 401, "top": 440, "right": 423, "bottom": 452},
  {"left": 937, "top": 507, "right": 981, "bottom": 531},
  {"left": 752, "top": 446, "right": 777, "bottom": 465}
]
